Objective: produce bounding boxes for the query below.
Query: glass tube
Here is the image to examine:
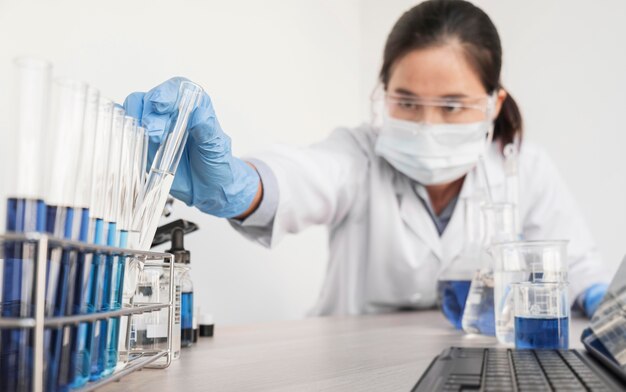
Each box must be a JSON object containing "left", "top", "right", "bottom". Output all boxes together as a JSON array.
[
  {"left": 9, "top": 57, "right": 52, "bottom": 202},
  {"left": 85, "top": 98, "right": 113, "bottom": 383},
  {"left": 46, "top": 78, "right": 88, "bottom": 209},
  {"left": 68, "top": 87, "right": 100, "bottom": 388},
  {"left": 118, "top": 126, "right": 148, "bottom": 367},
  {"left": 131, "top": 126, "right": 149, "bottom": 232},
  {"left": 44, "top": 78, "right": 88, "bottom": 392},
  {"left": 91, "top": 106, "right": 125, "bottom": 380},
  {"left": 103, "top": 106, "right": 126, "bottom": 225},
  {"left": 133, "top": 81, "right": 203, "bottom": 250},
  {"left": 1, "top": 57, "right": 51, "bottom": 392},
  {"left": 117, "top": 117, "right": 138, "bottom": 232},
  {"left": 104, "top": 116, "right": 137, "bottom": 375},
  {"left": 90, "top": 99, "right": 114, "bottom": 223}
]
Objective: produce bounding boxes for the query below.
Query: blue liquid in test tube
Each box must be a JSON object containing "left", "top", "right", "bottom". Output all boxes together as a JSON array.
[
  {"left": 1, "top": 199, "right": 47, "bottom": 392},
  {"left": 91, "top": 105, "right": 126, "bottom": 380},
  {"left": 0, "top": 57, "right": 51, "bottom": 392},
  {"left": 104, "top": 115, "right": 138, "bottom": 375},
  {"left": 42, "top": 77, "right": 89, "bottom": 392},
  {"left": 68, "top": 89, "right": 106, "bottom": 388}
]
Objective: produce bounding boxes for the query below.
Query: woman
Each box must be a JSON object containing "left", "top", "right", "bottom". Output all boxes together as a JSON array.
[{"left": 124, "top": 0, "right": 608, "bottom": 321}]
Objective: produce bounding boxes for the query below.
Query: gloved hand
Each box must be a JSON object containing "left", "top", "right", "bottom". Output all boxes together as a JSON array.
[
  {"left": 124, "top": 77, "right": 260, "bottom": 218},
  {"left": 438, "top": 281, "right": 470, "bottom": 330},
  {"left": 581, "top": 283, "right": 608, "bottom": 319}
]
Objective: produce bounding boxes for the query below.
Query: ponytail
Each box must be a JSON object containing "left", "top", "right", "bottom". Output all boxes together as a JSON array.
[{"left": 493, "top": 89, "right": 523, "bottom": 147}]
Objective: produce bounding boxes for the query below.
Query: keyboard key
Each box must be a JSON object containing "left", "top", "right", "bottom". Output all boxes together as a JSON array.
[{"left": 451, "top": 358, "right": 483, "bottom": 376}]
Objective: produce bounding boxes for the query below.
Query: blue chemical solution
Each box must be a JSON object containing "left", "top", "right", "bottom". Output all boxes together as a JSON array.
[
  {"left": 0, "top": 198, "right": 46, "bottom": 392},
  {"left": 92, "top": 222, "right": 117, "bottom": 379},
  {"left": 88, "top": 219, "right": 106, "bottom": 381},
  {"left": 68, "top": 208, "right": 93, "bottom": 388},
  {"left": 515, "top": 316, "right": 569, "bottom": 350},
  {"left": 181, "top": 292, "right": 194, "bottom": 347},
  {"left": 436, "top": 280, "right": 471, "bottom": 330},
  {"left": 104, "top": 231, "right": 128, "bottom": 374},
  {"left": 46, "top": 206, "right": 80, "bottom": 392}
]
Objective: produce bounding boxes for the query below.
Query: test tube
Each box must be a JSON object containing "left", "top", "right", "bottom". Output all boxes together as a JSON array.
[
  {"left": 91, "top": 105, "right": 125, "bottom": 380},
  {"left": 44, "top": 78, "right": 88, "bottom": 392},
  {"left": 120, "top": 126, "right": 148, "bottom": 364},
  {"left": 133, "top": 81, "right": 203, "bottom": 250},
  {"left": 103, "top": 116, "right": 137, "bottom": 375},
  {"left": 1, "top": 57, "right": 52, "bottom": 392},
  {"left": 67, "top": 87, "right": 101, "bottom": 388},
  {"left": 86, "top": 98, "right": 114, "bottom": 382}
]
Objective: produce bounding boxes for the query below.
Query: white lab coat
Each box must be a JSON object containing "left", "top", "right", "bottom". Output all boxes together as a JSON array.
[{"left": 233, "top": 124, "right": 609, "bottom": 316}]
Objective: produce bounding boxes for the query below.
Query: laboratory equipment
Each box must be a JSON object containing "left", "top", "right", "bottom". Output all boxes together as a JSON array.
[
  {"left": 462, "top": 202, "right": 517, "bottom": 336},
  {"left": 192, "top": 307, "right": 199, "bottom": 343},
  {"left": 131, "top": 260, "right": 180, "bottom": 365},
  {"left": 167, "top": 227, "right": 193, "bottom": 347},
  {"left": 66, "top": 89, "right": 106, "bottom": 389},
  {"left": 103, "top": 116, "right": 138, "bottom": 375},
  {"left": 1, "top": 57, "right": 51, "bottom": 392},
  {"left": 513, "top": 281, "right": 569, "bottom": 350},
  {"left": 91, "top": 105, "right": 125, "bottom": 380},
  {"left": 116, "top": 125, "right": 149, "bottom": 369},
  {"left": 43, "top": 77, "right": 88, "bottom": 392},
  {"left": 199, "top": 314, "right": 215, "bottom": 337},
  {"left": 123, "top": 78, "right": 259, "bottom": 218},
  {"left": 132, "top": 81, "right": 202, "bottom": 250},
  {"left": 63, "top": 85, "right": 100, "bottom": 389},
  {"left": 437, "top": 197, "right": 484, "bottom": 329},
  {"left": 503, "top": 142, "right": 521, "bottom": 236},
  {"left": 0, "top": 233, "right": 176, "bottom": 392},
  {"left": 82, "top": 97, "right": 114, "bottom": 387},
  {"left": 491, "top": 240, "right": 568, "bottom": 345}
]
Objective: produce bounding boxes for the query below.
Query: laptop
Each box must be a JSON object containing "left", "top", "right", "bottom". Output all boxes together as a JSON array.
[{"left": 413, "top": 256, "right": 626, "bottom": 391}]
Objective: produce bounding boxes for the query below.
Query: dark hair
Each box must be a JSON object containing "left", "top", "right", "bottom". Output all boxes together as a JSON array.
[{"left": 379, "top": 0, "right": 522, "bottom": 147}]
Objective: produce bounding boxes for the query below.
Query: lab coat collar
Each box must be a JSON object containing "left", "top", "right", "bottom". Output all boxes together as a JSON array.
[{"left": 399, "top": 143, "right": 506, "bottom": 265}]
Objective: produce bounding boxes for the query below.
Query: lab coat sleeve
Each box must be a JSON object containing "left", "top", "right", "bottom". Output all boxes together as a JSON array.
[
  {"left": 520, "top": 144, "right": 611, "bottom": 304},
  {"left": 229, "top": 127, "right": 370, "bottom": 248}
]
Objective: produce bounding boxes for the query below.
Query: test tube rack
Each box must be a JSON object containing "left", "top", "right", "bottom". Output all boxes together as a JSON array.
[{"left": 0, "top": 232, "right": 175, "bottom": 392}]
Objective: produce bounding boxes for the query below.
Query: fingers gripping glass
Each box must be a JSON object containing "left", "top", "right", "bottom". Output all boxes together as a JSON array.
[{"left": 385, "top": 94, "right": 495, "bottom": 124}]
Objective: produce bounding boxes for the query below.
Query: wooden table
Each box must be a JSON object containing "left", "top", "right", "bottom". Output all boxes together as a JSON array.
[{"left": 100, "top": 311, "right": 588, "bottom": 391}]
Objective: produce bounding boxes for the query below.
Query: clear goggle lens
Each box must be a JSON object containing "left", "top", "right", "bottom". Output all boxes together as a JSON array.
[{"left": 384, "top": 94, "right": 496, "bottom": 124}]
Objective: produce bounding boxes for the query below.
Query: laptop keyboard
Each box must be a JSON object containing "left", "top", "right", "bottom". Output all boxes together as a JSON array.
[{"left": 444, "top": 348, "right": 613, "bottom": 391}]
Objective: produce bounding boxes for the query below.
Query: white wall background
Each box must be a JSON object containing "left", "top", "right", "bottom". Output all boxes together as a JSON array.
[{"left": 0, "top": 0, "right": 624, "bottom": 325}]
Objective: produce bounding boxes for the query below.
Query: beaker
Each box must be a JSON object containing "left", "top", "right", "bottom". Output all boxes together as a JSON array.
[
  {"left": 437, "top": 196, "right": 484, "bottom": 329},
  {"left": 462, "top": 202, "right": 517, "bottom": 336},
  {"left": 491, "top": 240, "right": 567, "bottom": 345},
  {"left": 513, "top": 281, "right": 569, "bottom": 349}
]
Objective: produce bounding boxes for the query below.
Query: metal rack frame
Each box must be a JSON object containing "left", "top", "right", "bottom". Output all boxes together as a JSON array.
[{"left": 0, "top": 232, "right": 175, "bottom": 392}]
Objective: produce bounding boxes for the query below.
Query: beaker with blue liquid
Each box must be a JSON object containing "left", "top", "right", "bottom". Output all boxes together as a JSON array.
[
  {"left": 461, "top": 202, "right": 517, "bottom": 336},
  {"left": 437, "top": 197, "right": 483, "bottom": 330},
  {"left": 513, "top": 281, "right": 569, "bottom": 350},
  {"left": 491, "top": 240, "right": 568, "bottom": 346}
]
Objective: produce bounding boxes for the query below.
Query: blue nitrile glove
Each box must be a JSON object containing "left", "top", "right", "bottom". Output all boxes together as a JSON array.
[
  {"left": 581, "top": 283, "right": 608, "bottom": 319},
  {"left": 439, "top": 281, "right": 470, "bottom": 330},
  {"left": 124, "top": 77, "right": 260, "bottom": 218}
]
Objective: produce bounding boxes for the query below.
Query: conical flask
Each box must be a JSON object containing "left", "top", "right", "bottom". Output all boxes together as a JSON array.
[
  {"left": 437, "top": 197, "right": 484, "bottom": 329},
  {"left": 462, "top": 202, "right": 516, "bottom": 335}
]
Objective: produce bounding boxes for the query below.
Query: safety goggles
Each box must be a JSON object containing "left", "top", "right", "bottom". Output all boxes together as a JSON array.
[{"left": 384, "top": 94, "right": 496, "bottom": 124}]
